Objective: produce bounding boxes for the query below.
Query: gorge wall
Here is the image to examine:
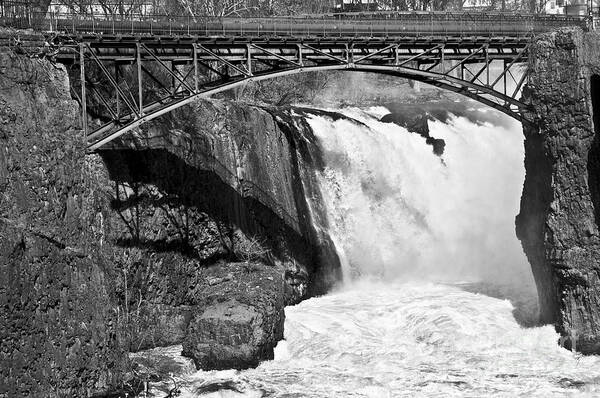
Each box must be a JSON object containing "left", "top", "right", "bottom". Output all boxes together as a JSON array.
[
  {"left": 0, "top": 45, "right": 128, "bottom": 397},
  {"left": 0, "top": 39, "right": 340, "bottom": 396},
  {"left": 517, "top": 28, "right": 600, "bottom": 354}
]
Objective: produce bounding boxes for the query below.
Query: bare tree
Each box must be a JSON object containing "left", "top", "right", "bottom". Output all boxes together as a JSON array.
[{"left": 53, "top": 0, "right": 150, "bottom": 16}]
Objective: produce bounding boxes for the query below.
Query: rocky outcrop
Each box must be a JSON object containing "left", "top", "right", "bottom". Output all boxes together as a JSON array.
[
  {"left": 516, "top": 28, "right": 600, "bottom": 353},
  {"left": 0, "top": 43, "right": 341, "bottom": 395},
  {"left": 380, "top": 110, "right": 446, "bottom": 156},
  {"left": 97, "top": 98, "right": 341, "bottom": 358}
]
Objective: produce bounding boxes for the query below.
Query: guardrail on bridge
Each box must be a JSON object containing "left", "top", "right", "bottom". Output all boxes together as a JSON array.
[{"left": 0, "top": 7, "right": 592, "bottom": 37}]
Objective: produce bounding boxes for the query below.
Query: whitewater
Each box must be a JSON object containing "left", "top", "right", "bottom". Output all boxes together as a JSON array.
[{"left": 157, "top": 106, "right": 600, "bottom": 397}]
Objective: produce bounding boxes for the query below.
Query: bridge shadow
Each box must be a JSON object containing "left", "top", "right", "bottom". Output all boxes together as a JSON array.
[
  {"left": 100, "top": 148, "right": 310, "bottom": 263},
  {"left": 99, "top": 141, "right": 340, "bottom": 296}
]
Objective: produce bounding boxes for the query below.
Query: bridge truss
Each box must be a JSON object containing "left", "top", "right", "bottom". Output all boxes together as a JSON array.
[{"left": 55, "top": 36, "right": 532, "bottom": 150}]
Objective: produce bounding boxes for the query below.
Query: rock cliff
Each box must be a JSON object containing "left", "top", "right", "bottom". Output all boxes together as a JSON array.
[
  {"left": 97, "top": 98, "right": 342, "bottom": 360},
  {"left": 517, "top": 28, "right": 600, "bottom": 354},
  {"left": 0, "top": 47, "right": 128, "bottom": 397},
  {"left": 0, "top": 42, "right": 341, "bottom": 396}
]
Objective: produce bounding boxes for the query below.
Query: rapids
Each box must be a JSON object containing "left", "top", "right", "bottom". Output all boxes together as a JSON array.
[
  {"left": 174, "top": 281, "right": 600, "bottom": 398},
  {"left": 157, "top": 106, "right": 600, "bottom": 397}
]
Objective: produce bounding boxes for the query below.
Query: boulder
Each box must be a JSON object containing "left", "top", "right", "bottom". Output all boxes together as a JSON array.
[{"left": 182, "top": 266, "right": 284, "bottom": 370}]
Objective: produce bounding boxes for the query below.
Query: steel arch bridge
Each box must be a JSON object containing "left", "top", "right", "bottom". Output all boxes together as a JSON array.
[{"left": 42, "top": 12, "right": 589, "bottom": 150}]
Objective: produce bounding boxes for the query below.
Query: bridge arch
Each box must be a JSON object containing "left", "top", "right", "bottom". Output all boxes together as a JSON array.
[
  {"left": 86, "top": 64, "right": 529, "bottom": 150},
  {"left": 75, "top": 38, "right": 531, "bottom": 151}
]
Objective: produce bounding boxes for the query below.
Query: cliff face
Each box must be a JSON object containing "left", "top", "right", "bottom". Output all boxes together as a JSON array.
[
  {"left": 0, "top": 49, "right": 128, "bottom": 396},
  {"left": 97, "top": 99, "right": 341, "bottom": 360},
  {"left": 105, "top": 99, "right": 341, "bottom": 300},
  {"left": 0, "top": 44, "right": 341, "bottom": 396},
  {"left": 517, "top": 28, "right": 600, "bottom": 354}
]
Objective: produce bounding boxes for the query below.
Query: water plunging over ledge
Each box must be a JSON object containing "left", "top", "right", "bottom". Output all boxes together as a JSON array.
[{"left": 148, "top": 106, "right": 600, "bottom": 397}]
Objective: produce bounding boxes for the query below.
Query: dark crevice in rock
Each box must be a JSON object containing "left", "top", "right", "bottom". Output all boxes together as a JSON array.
[
  {"left": 588, "top": 74, "right": 600, "bottom": 228},
  {"left": 516, "top": 123, "right": 557, "bottom": 325}
]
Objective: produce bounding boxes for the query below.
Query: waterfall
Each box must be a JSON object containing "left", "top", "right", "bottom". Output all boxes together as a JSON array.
[{"left": 307, "top": 107, "right": 535, "bottom": 292}]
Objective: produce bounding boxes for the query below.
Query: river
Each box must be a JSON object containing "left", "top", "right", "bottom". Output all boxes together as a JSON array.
[{"left": 156, "top": 106, "right": 600, "bottom": 397}]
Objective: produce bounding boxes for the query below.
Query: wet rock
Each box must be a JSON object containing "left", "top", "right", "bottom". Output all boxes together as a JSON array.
[
  {"left": 426, "top": 137, "right": 446, "bottom": 157},
  {"left": 380, "top": 111, "right": 445, "bottom": 156},
  {"left": 130, "top": 345, "right": 196, "bottom": 382},
  {"left": 192, "top": 380, "right": 265, "bottom": 397},
  {"left": 95, "top": 98, "right": 343, "bottom": 360},
  {"left": 381, "top": 112, "right": 429, "bottom": 136}
]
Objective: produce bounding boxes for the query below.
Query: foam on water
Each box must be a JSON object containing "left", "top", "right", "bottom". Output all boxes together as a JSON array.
[{"left": 177, "top": 281, "right": 600, "bottom": 397}]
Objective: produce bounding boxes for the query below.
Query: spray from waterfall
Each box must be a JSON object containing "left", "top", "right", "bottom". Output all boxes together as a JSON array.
[{"left": 306, "top": 106, "right": 535, "bottom": 294}]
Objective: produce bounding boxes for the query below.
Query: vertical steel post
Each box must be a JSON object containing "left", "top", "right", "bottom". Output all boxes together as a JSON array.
[
  {"left": 485, "top": 47, "right": 490, "bottom": 86},
  {"left": 193, "top": 43, "right": 199, "bottom": 93},
  {"left": 171, "top": 61, "right": 176, "bottom": 95},
  {"left": 297, "top": 44, "right": 303, "bottom": 66},
  {"left": 80, "top": 43, "right": 88, "bottom": 139},
  {"left": 246, "top": 44, "right": 252, "bottom": 76},
  {"left": 115, "top": 63, "right": 120, "bottom": 118},
  {"left": 345, "top": 43, "right": 350, "bottom": 64},
  {"left": 136, "top": 43, "right": 143, "bottom": 115},
  {"left": 503, "top": 59, "right": 507, "bottom": 96}
]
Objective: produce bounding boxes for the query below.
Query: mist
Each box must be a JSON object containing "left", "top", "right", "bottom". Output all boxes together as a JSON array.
[{"left": 307, "top": 106, "right": 535, "bottom": 294}]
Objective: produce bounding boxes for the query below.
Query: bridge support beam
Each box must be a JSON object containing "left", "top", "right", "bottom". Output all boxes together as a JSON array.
[
  {"left": 137, "top": 43, "right": 143, "bottom": 116},
  {"left": 79, "top": 43, "right": 87, "bottom": 138},
  {"left": 66, "top": 38, "right": 534, "bottom": 150}
]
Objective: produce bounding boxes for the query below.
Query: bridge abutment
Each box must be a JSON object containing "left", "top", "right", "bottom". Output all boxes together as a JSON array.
[{"left": 517, "top": 28, "right": 600, "bottom": 353}]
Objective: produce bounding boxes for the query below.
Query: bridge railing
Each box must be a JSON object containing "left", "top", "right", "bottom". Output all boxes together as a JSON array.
[{"left": 0, "top": 9, "right": 591, "bottom": 36}]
